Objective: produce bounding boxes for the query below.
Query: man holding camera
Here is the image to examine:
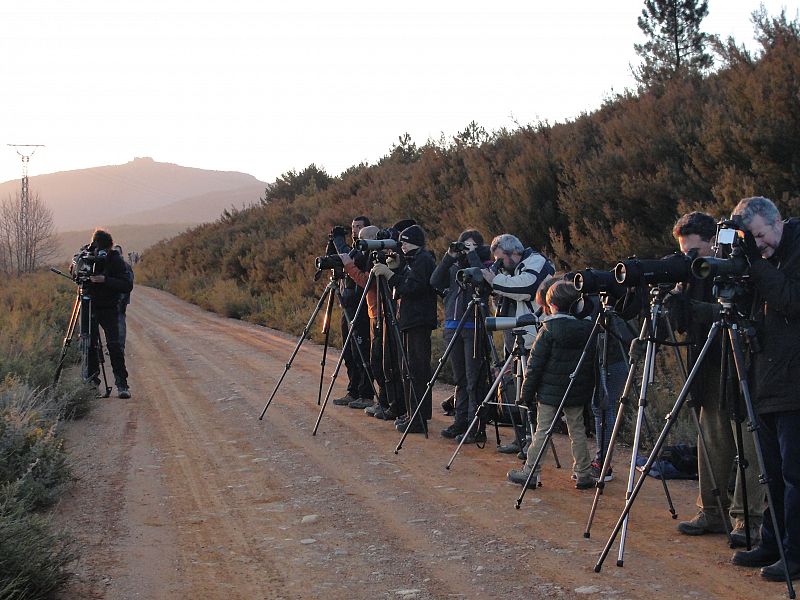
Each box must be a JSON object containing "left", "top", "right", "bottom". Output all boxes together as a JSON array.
[
  {"left": 729, "top": 197, "right": 800, "bottom": 581},
  {"left": 331, "top": 217, "right": 375, "bottom": 410},
  {"left": 671, "top": 212, "right": 764, "bottom": 547},
  {"left": 430, "top": 229, "right": 491, "bottom": 441},
  {"left": 85, "top": 229, "right": 133, "bottom": 399}
]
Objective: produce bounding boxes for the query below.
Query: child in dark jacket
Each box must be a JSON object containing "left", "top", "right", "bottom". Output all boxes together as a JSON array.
[{"left": 507, "top": 280, "right": 596, "bottom": 489}]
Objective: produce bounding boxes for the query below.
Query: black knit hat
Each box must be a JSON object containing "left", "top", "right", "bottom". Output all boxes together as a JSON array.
[{"left": 399, "top": 224, "right": 426, "bottom": 247}]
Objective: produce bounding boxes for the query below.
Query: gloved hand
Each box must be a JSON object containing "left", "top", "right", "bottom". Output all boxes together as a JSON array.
[
  {"left": 742, "top": 230, "right": 762, "bottom": 264},
  {"left": 386, "top": 254, "right": 401, "bottom": 270},
  {"left": 372, "top": 262, "right": 394, "bottom": 279}
]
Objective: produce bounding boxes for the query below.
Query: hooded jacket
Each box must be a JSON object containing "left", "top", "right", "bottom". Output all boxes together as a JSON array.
[{"left": 387, "top": 248, "right": 438, "bottom": 331}]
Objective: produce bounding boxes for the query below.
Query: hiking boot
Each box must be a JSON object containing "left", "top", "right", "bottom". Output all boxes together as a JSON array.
[
  {"left": 441, "top": 423, "right": 468, "bottom": 439},
  {"left": 677, "top": 511, "right": 726, "bottom": 536},
  {"left": 118, "top": 386, "right": 131, "bottom": 399},
  {"left": 761, "top": 558, "right": 800, "bottom": 581},
  {"left": 456, "top": 430, "right": 487, "bottom": 445},
  {"left": 365, "top": 404, "right": 382, "bottom": 417},
  {"left": 507, "top": 468, "right": 539, "bottom": 489},
  {"left": 730, "top": 521, "right": 762, "bottom": 548},
  {"left": 333, "top": 394, "right": 358, "bottom": 406},
  {"left": 575, "top": 474, "right": 595, "bottom": 490},
  {"left": 732, "top": 545, "right": 780, "bottom": 568},
  {"left": 497, "top": 440, "right": 521, "bottom": 454},
  {"left": 348, "top": 398, "right": 374, "bottom": 409},
  {"left": 591, "top": 461, "right": 613, "bottom": 482}
]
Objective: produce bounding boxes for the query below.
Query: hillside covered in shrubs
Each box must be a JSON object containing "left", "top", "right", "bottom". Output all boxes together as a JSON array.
[{"left": 138, "top": 13, "right": 799, "bottom": 340}]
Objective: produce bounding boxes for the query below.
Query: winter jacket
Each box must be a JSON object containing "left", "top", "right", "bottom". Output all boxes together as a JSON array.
[
  {"left": 748, "top": 218, "right": 800, "bottom": 414},
  {"left": 86, "top": 249, "right": 134, "bottom": 310},
  {"left": 491, "top": 247, "right": 554, "bottom": 346},
  {"left": 521, "top": 314, "right": 595, "bottom": 408},
  {"left": 429, "top": 246, "right": 491, "bottom": 329},
  {"left": 387, "top": 248, "right": 438, "bottom": 331}
]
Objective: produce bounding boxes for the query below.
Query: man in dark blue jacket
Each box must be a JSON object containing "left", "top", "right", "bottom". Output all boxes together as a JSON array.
[
  {"left": 85, "top": 229, "right": 134, "bottom": 398},
  {"left": 729, "top": 197, "right": 800, "bottom": 582}
]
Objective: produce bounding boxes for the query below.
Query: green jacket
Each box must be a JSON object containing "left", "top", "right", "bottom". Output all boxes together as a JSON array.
[{"left": 521, "top": 314, "right": 596, "bottom": 408}]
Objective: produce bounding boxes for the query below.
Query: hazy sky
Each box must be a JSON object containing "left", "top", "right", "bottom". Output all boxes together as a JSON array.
[{"left": 0, "top": 0, "right": 793, "bottom": 186}]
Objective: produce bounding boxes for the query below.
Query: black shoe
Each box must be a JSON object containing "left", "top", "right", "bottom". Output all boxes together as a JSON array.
[
  {"left": 575, "top": 474, "right": 595, "bottom": 490},
  {"left": 118, "top": 386, "right": 131, "bottom": 399},
  {"left": 441, "top": 423, "right": 467, "bottom": 439},
  {"left": 397, "top": 419, "right": 427, "bottom": 434},
  {"left": 457, "top": 430, "right": 487, "bottom": 445},
  {"left": 507, "top": 468, "right": 539, "bottom": 488},
  {"left": 761, "top": 558, "right": 800, "bottom": 581},
  {"left": 441, "top": 395, "right": 455, "bottom": 416},
  {"left": 732, "top": 545, "right": 780, "bottom": 568},
  {"left": 497, "top": 440, "right": 521, "bottom": 454}
]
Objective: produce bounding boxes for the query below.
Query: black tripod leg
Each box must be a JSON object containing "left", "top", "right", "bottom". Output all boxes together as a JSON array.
[
  {"left": 727, "top": 326, "right": 795, "bottom": 599},
  {"left": 642, "top": 414, "right": 677, "bottom": 518},
  {"left": 259, "top": 280, "right": 334, "bottom": 419},
  {"left": 316, "top": 287, "right": 337, "bottom": 405}
]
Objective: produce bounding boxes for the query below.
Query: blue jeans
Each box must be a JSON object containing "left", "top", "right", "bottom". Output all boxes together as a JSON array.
[
  {"left": 592, "top": 360, "right": 627, "bottom": 464},
  {"left": 757, "top": 410, "right": 800, "bottom": 562}
]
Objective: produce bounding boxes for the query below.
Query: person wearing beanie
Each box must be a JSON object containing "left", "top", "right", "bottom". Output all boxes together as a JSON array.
[{"left": 371, "top": 223, "right": 438, "bottom": 433}]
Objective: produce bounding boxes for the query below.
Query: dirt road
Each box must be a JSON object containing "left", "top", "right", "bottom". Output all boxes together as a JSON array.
[{"left": 54, "top": 286, "right": 784, "bottom": 599}]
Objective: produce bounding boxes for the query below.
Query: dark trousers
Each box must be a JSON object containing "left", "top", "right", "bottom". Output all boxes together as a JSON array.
[
  {"left": 757, "top": 410, "right": 800, "bottom": 562},
  {"left": 88, "top": 306, "right": 128, "bottom": 386},
  {"left": 444, "top": 327, "right": 485, "bottom": 427},
  {"left": 403, "top": 327, "right": 432, "bottom": 421},
  {"left": 340, "top": 308, "right": 373, "bottom": 400},
  {"left": 371, "top": 319, "right": 404, "bottom": 413},
  {"left": 118, "top": 304, "right": 128, "bottom": 353}
]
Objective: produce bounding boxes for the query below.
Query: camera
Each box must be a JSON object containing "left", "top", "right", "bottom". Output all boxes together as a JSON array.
[
  {"left": 614, "top": 252, "right": 693, "bottom": 286},
  {"left": 455, "top": 267, "right": 484, "bottom": 285},
  {"left": 315, "top": 254, "right": 344, "bottom": 271},
  {"left": 355, "top": 238, "right": 400, "bottom": 252},
  {"left": 691, "top": 219, "right": 749, "bottom": 280},
  {"left": 449, "top": 241, "right": 467, "bottom": 254},
  {"left": 376, "top": 227, "right": 400, "bottom": 242},
  {"left": 70, "top": 245, "right": 107, "bottom": 283},
  {"left": 573, "top": 268, "right": 628, "bottom": 297},
  {"left": 485, "top": 312, "right": 537, "bottom": 332}
]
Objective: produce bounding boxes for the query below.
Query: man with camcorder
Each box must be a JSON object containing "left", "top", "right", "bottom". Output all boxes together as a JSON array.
[
  {"left": 729, "top": 197, "right": 800, "bottom": 582},
  {"left": 670, "top": 212, "right": 764, "bottom": 547},
  {"left": 82, "top": 229, "right": 133, "bottom": 398}
]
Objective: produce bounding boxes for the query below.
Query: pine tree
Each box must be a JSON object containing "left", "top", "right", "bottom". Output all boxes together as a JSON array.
[{"left": 634, "top": 0, "right": 713, "bottom": 86}]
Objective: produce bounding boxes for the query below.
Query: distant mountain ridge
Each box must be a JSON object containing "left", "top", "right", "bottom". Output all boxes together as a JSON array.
[{"left": 0, "top": 157, "right": 267, "bottom": 231}]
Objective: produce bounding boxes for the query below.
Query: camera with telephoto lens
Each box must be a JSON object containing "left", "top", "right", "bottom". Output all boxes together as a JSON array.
[
  {"left": 574, "top": 268, "right": 629, "bottom": 297},
  {"left": 355, "top": 238, "right": 400, "bottom": 252},
  {"left": 485, "top": 312, "right": 538, "bottom": 332},
  {"left": 70, "top": 245, "right": 107, "bottom": 283},
  {"left": 614, "top": 252, "right": 693, "bottom": 286},
  {"left": 691, "top": 219, "right": 749, "bottom": 280}
]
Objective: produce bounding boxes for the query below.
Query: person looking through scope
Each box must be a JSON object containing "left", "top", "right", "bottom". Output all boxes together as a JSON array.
[
  {"left": 728, "top": 197, "right": 800, "bottom": 582},
  {"left": 371, "top": 224, "right": 438, "bottom": 434},
  {"left": 667, "top": 211, "right": 764, "bottom": 548},
  {"left": 429, "top": 229, "right": 492, "bottom": 442},
  {"left": 331, "top": 216, "right": 375, "bottom": 410},
  {"left": 82, "top": 229, "right": 133, "bottom": 399}
]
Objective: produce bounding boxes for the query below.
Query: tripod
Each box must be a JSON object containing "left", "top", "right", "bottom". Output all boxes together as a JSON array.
[
  {"left": 593, "top": 287, "right": 795, "bottom": 598},
  {"left": 584, "top": 287, "right": 735, "bottom": 553},
  {"left": 258, "top": 271, "right": 377, "bottom": 420},
  {"left": 446, "top": 328, "right": 561, "bottom": 471},
  {"left": 51, "top": 268, "right": 112, "bottom": 397},
  {"left": 313, "top": 266, "right": 424, "bottom": 438}
]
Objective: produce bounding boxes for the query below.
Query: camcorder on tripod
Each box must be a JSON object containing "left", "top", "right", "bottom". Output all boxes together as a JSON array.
[{"left": 51, "top": 245, "right": 113, "bottom": 397}]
